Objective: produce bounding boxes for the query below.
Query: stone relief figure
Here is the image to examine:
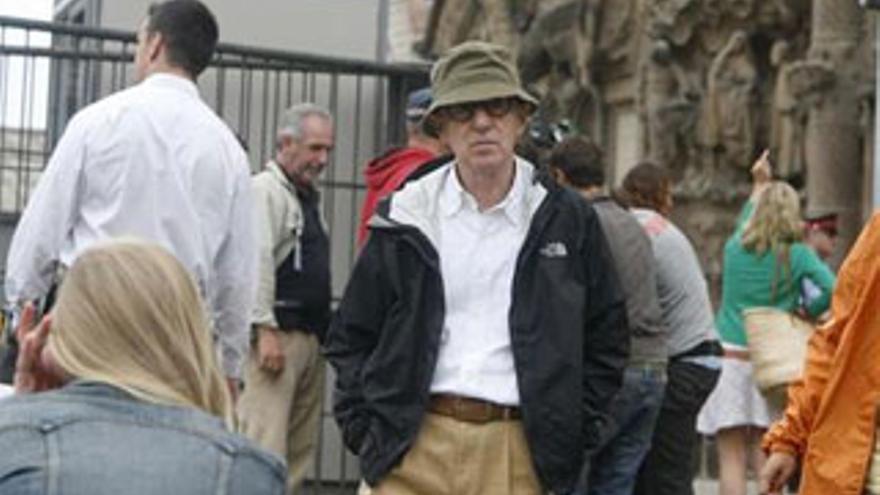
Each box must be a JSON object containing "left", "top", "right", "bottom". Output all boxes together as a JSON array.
[
  {"left": 518, "top": 0, "right": 600, "bottom": 133},
  {"left": 769, "top": 40, "right": 806, "bottom": 179},
  {"left": 598, "top": 0, "right": 636, "bottom": 66},
  {"left": 756, "top": 0, "right": 802, "bottom": 31},
  {"left": 725, "top": 0, "right": 755, "bottom": 20},
  {"left": 648, "top": 0, "right": 699, "bottom": 47},
  {"left": 784, "top": 60, "right": 836, "bottom": 109},
  {"left": 698, "top": 0, "right": 732, "bottom": 54},
  {"left": 639, "top": 39, "right": 699, "bottom": 172},
  {"left": 703, "top": 30, "right": 757, "bottom": 171}
]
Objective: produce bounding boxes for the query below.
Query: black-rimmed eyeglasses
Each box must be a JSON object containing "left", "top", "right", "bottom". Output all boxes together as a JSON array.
[{"left": 440, "top": 97, "right": 518, "bottom": 122}]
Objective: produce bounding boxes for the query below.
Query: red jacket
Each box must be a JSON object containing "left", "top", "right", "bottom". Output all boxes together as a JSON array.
[{"left": 357, "top": 147, "right": 434, "bottom": 247}]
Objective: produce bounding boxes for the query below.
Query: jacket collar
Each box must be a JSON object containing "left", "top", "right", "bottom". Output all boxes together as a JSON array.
[
  {"left": 374, "top": 155, "right": 548, "bottom": 249},
  {"left": 266, "top": 160, "right": 297, "bottom": 193}
]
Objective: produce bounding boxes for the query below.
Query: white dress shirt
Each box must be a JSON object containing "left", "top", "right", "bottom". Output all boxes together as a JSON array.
[
  {"left": 5, "top": 73, "right": 256, "bottom": 378},
  {"left": 429, "top": 160, "right": 532, "bottom": 406}
]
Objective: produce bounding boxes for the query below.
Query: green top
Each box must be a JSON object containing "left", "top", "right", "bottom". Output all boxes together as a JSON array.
[{"left": 716, "top": 201, "right": 836, "bottom": 346}]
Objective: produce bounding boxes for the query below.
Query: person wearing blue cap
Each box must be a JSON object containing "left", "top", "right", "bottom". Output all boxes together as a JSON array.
[{"left": 357, "top": 87, "right": 445, "bottom": 247}]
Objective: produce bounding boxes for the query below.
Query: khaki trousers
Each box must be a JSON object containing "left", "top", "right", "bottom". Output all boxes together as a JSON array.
[
  {"left": 237, "top": 330, "right": 324, "bottom": 495},
  {"left": 367, "top": 412, "right": 543, "bottom": 495}
]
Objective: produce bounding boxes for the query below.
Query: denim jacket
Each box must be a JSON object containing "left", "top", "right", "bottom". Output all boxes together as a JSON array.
[{"left": 0, "top": 381, "right": 285, "bottom": 494}]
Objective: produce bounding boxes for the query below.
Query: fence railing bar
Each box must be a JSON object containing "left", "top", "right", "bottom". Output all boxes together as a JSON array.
[
  {"left": 285, "top": 70, "right": 293, "bottom": 109},
  {"left": 0, "top": 16, "right": 429, "bottom": 77},
  {"left": 301, "top": 71, "right": 308, "bottom": 102},
  {"left": 0, "top": 25, "right": 8, "bottom": 211},
  {"left": 215, "top": 66, "right": 226, "bottom": 119},
  {"left": 14, "top": 29, "right": 32, "bottom": 212},
  {"left": 271, "top": 68, "right": 281, "bottom": 154},
  {"left": 23, "top": 46, "right": 38, "bottom": 210},
  {"left": 259, "top": 67, "right": 270, "bottom": 166}
]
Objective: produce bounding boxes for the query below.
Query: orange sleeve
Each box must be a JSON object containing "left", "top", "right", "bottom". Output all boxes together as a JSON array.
[
  {"left": 762, "top": 315, "right": 842, "bottom": 456},
  {"left": 763, "top": 213, "right": 880, "bottom": 456}
]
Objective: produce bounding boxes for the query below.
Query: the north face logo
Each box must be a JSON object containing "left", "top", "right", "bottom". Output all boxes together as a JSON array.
[{"left": 539, "top": 241, "right": 568, "bottom": 258}]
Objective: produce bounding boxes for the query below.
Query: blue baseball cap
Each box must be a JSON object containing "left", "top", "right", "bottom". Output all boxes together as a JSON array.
[{"left": 406, "top": 87, "right": 433, "bottom": 122}]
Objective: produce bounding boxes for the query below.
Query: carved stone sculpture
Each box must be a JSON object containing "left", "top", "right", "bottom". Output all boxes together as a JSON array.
[
  {"left": 703, "top": 30, "right": 757, "bottom": 172},
  {"left": 640, "top": 39, "right": 698, "bottom": 173},
  {"left": 518, "top": 0, "right": 600, "bottom": 134},
  {"left": 769, "top": 40, "right": 806, "bottom": 180},
  {"left": 648, "top": 0, "right": 699, "bottom": 47}
]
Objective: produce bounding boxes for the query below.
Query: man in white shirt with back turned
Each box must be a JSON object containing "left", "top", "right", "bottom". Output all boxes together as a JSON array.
[{"left": 4, "top": 0, "right": 255, "bottom": 396}]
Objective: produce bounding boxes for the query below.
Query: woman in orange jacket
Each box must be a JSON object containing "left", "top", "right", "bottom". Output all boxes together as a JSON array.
[{"left": 761, "top": 212, "right": 880, "bottom": 494}]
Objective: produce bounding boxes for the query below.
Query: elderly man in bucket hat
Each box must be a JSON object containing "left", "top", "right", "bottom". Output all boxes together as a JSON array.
[{"left": 325, "top": 41, "right": 628, "bottom": 495}]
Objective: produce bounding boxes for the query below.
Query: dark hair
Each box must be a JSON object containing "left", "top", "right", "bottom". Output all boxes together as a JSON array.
[
  {"left": 146, "top": 0, "right": 218, "bottom": 78},
  {"left": 547, "top": 136, "right": 605, "bottom": 188},
  {"left": 619, "top": 161, "right": 672, "bottom": 211}
]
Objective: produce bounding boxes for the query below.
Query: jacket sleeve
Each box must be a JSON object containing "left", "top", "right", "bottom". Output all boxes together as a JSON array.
[
  {"left": 251, "top": 175, "right": 297, "bottom": 330},
  {"left": 580, "top": 205, "right": 630, "bottom": 450},
  {"left": 763, "top": 213, "right": 880, "bottom": 456},
  {"left": 323, "top": 234, "right": 392, "bottom": 454}
]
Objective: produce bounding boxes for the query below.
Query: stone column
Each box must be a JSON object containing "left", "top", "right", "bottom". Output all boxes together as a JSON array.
[{"left": 804, "top": 0, "right": 865, "bottom": 263}]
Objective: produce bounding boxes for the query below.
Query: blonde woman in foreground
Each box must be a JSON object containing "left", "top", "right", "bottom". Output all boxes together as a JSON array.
[{"left": 0, "top": 239, "right": 284, "bottom": 494}]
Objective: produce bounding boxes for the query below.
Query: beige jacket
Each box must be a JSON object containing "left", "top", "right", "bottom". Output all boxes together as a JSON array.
[{"left": 251, "top": 161, "right": 304, "bottom": 329}]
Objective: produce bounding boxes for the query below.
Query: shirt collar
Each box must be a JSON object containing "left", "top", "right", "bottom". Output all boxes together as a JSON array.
[
  {"left": 140, "top": 73, "right": 200, "bottom": 99},
  {"left": 267, "top": 160, "right": 319, "bottom": 201},
  {"left": 439, "top": 158, "right": 528, "bottom": 227}
]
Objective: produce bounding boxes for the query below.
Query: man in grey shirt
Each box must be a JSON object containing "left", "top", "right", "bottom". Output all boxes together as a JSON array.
[
  {"left": 549, "top": 137, "right": 667, "bottom": 495},
  {"left": 620, "top": 162, "right": 722, "bottom": 495}
]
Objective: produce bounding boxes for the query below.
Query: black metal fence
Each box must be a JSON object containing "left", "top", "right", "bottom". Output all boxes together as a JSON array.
[{"left": 0, "top": 14, "right": 429, "bottom": 492}]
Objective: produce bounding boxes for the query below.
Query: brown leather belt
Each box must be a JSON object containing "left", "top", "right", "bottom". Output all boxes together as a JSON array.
[
  {"left": 429, "top": 394, "right": 521, "bottom": 423},
  {"left": 724, "top": 348, "right": 750, "bottom": 361}
]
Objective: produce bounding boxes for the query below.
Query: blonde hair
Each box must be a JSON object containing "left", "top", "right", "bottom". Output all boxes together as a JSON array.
[
  {"left": 741, "top": 182, "right": 803, "bottom": 298},
  {"left": 741, "top": 181, "right": 803, "bottom": 254},
  {"left": 48, "top": 239, "right": 231, "bottom": 420}
]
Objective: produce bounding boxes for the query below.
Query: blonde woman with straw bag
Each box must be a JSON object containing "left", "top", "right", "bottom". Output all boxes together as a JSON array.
[
  {"left": 0, "top": 240, "right": 285, "bottom": 494},
  {"left": 696, "top": 151, "right": 835, "bottom": 495}
]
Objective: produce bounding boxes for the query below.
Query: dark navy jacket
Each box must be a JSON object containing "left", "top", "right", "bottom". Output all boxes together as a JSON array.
[{"left": 324, "top": 158, "right": 629, "bottom": 494}]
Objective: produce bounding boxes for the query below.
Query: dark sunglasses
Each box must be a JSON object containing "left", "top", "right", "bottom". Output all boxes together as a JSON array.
[{"left": 440, "top": 97, "right": 518, "bottom": 122}]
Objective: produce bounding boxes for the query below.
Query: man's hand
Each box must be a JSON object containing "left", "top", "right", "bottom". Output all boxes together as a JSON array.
[
  {"left": 760, "top": 451, "right": 798, "bottom": 495},
  {"left": 14, "top": 303, "right": 64, "bottom": 394},
  {"left": 257, "top": 326, "right": 285, "bottom": 375}
]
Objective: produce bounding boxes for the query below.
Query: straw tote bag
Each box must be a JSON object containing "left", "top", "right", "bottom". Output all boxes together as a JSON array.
[{"left": 743, "top": 307, "right": 814, "bottom": 391}]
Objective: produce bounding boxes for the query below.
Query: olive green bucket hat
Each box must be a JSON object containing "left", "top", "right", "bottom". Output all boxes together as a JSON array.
[{"left": 426, "top": 41, "right": 538, "bottom": 119}]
